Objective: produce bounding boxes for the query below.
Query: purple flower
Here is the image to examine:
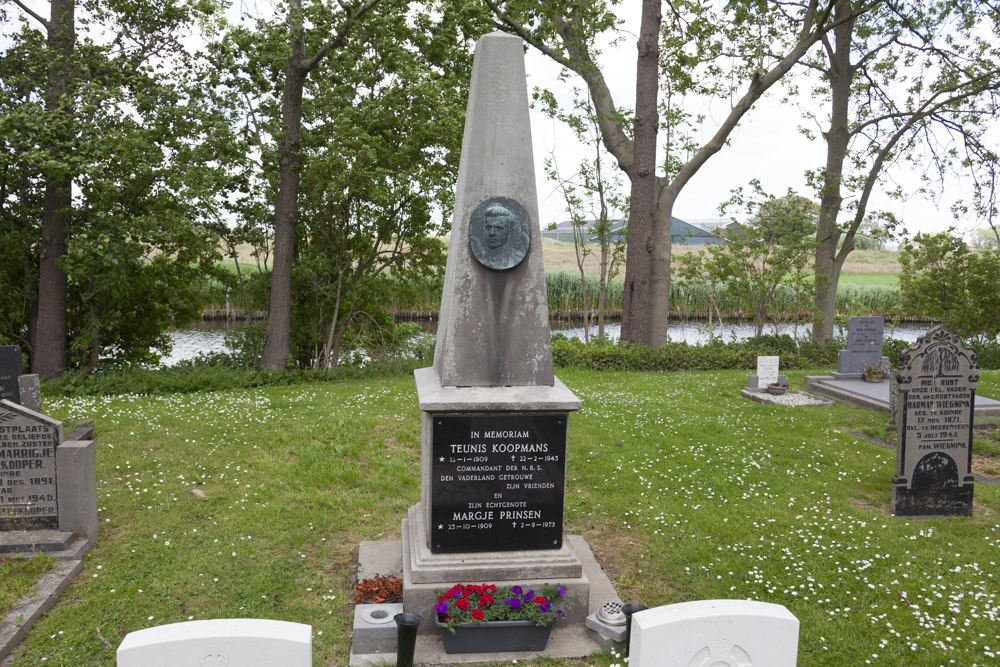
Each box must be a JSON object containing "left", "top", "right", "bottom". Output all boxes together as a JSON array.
[
  {"left": 511, "top": 586, "right": 522, "bottom": 596},
  {"left": 540, "top": 602, "right": 551, "bottom": 613},
  {"left": 435, "top": 601, "right": 449, "bottom": 615},
  {"left": 557, "top": 586, "right": 566, "bottom": 597},
  {"left": 526, "top": 590, "right": 535, "bottom": 598},
  {"left": 453, "top": 590, "right": 461, "bottom": 599},
  {"left": 507, "top": 598, "right": 522, "bottom": 611},
  {"left": 556, "top": 609, "right": 565, "bottom": 617}
]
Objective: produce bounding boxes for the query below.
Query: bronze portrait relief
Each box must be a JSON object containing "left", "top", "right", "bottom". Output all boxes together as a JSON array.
[{"left": 468, "top": 196, "right": 530, "bottom": 270}]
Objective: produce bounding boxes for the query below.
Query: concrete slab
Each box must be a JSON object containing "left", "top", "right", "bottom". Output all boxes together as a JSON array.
[
  {"left": 805, "top": 376, "right": 1000, "bottom": 417},
  {"left": 0, "top": 530, "right": 74, "bottom": 554},
  {"left": 358, "top": 540, "right": 402, "bottom": 580},
  {"left": 0, "top": 559, "right": 82, "bottom": 663}
]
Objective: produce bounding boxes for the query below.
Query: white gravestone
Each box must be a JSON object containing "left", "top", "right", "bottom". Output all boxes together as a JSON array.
[
  {"left": 756, "top": 356, "right": 780, "bottom": 386},
  {"left": 117, "top": 619, "right": 311, "bottom": 667},
  {"left": 629, "top": 600, "right": 799, "bottom": 667}
]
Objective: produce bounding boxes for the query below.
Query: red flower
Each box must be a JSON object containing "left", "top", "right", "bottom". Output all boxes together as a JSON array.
[
  {"left": 479, "top": 594, "right": 495, "bottom": 606},
  {"left": 438, "top": 595, "right": 447, "bottom": 603},
  {"left": 456, "top": 598, "right": 470, "bottom": 610},
  {"left": 471, "top": 609, "right": 485, "bottom": 620},
  {"left": 533, "top": 596, "right": 547, "bottom": 604}
]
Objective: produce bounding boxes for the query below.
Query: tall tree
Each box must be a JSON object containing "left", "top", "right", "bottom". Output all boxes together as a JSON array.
[
  {"left": 259, "top": 0, "right": 380, "bottom": 371},
  {"left": 6, "top": 0, "right": 75, "bottom": 377},
  {"left": 1, "top": 0, "right": 238, "bottom": 371},
  {"left": 488, "top": 0, "right": 880, "bottom": 345},
  {"left": 221, "top": 0, "right": 486, "bottom": 368},
  {"left": 802, "top": 0, "right": 1000, "bottom": 345}
]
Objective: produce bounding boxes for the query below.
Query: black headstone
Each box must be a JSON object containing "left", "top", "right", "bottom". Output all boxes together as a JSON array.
[
  {"left": 430, "top": 413, "right": 566, "bottom": 553},
  {"left": 0, "top": 346, "right": 22, "bottom": 404},
  {"left": 892, "top": 326, "right": 976, "bottom": 517}
]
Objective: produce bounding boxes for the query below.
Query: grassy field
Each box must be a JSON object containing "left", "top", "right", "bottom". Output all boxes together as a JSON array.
[{"left": 3, "top": 368, "right": 998, "bottom": 665}]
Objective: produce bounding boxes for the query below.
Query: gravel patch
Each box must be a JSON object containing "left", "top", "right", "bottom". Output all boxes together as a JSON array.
[{"left": 740, "top": 389, "right": 835, "bottom": 407}]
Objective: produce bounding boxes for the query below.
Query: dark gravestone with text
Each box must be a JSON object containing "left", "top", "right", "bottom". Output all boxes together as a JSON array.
[
  {"left": 431, "top": 413, "right": 566, "bottom": 553},
  {"left": 0, "top": 346, "right": 22, "bottom": 405},
  {"left": 832, "top": 316, "right": 888, "bottom": 378},
  {"left": 0, "top": 401, "right": 61, "bottom": 530},
  {"left": 892, "top": 326, "right": 977, "bottom": 517}
]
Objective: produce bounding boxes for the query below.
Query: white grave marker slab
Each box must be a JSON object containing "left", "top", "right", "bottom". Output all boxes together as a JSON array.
[
  {"left": 629, "top": 599, "right": 799, "bottom": 667},
  {"left": 756, "top": 356, "right": 780, "bottom": 387},
  {"left": 117, "top": 619, "right": 311, "bottom": 667}
]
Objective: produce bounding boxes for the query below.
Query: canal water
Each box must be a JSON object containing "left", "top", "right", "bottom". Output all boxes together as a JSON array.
[{"left": 158, "top": 320, "right": 931, "bottom": 367}]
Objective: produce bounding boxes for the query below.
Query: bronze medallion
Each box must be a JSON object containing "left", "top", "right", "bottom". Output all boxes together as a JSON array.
[{"left": 468, "top": 196, "right": 530, "bottom": 270}]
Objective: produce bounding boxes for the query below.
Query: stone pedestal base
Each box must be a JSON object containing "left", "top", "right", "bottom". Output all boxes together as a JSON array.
[
  {"left": 892, "top": 477, "right": 974, "bottom": 517},
  {"left": 402, "top": 506, "right": 591, "bottom": 634}
]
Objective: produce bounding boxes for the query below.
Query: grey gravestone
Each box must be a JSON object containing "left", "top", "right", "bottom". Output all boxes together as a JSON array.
[
  {"left": 746, "top": 356, "right": 786, "bottom": 392},
  {"left": 0, "top": 401, "right": 61, "bottom": 531},
  {"left": 0, "top": 346, "right": 22, "bottom": 404},
  {"left": 17, "top": 374, "right": 41, "bottom": 413},
  {"left": 831, "top": 316, "right": 889, "bottom": 378},
  {"left": 432, "top": 32, "right": 553, "bottom": 388},
  {"left": 405, "top": 33, "right": 587, "bottom": 636},
  {"left": 892, "top": 326, "right": 977, "bottom": 517}
]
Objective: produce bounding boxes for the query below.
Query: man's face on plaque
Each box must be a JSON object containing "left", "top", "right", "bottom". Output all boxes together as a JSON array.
[{"left": 484, "top": 211, "right": 513, "bottom": 249}]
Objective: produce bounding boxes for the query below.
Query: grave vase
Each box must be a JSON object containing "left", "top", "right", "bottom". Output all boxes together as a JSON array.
[{"left": 434, "top": 618, "right": 554, "bottom": 654}]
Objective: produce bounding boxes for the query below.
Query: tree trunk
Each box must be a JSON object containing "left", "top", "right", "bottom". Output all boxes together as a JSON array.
[
  {"left": 649, "top": 182, "right": 672, "bottom": 346},
  {"left": 34, "top": 0, "right": 75, "bottom": 379},
  {"left": 620, "top": 0, "right": 660, "bottom": 345},
  {"left": 261, "top": 38, "right": 308, "bottom": 371},
  {"left": 812, "top": 0, "right": 854, "bottom": 347}
]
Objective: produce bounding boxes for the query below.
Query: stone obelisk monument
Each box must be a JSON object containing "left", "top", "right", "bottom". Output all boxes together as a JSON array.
[{"left": 402, "top": 33, "right": 598, "bottom": 645}]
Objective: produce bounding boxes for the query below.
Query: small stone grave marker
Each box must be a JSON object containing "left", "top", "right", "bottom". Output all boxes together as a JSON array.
[
  {"left": 629, "top": 599, "right": 799, "bottom": 667},
  {"left": 0, "top": 346, "right": 21, "bottom": 404},
  {"left": 831, "top": 316, "right": 889, "bottom": 378},
  {"left": 746, "top": 356, "right": 785, "bottom": 392},
  {"left": 0, "top": 401, "right": 61, "bottom": 531},
  {"left": 117, "top": 619, "right": 312, "bottom": 667},
  {"left": 892, "top": 326, "right": 977, "bottom": 516}
]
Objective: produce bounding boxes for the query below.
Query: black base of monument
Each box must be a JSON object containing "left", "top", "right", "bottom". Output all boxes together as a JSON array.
[{"left": 892, "top": 476, "right": 974, "bottom": 517}]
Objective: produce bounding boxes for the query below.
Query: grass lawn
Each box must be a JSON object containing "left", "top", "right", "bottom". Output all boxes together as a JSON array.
[
  {"left": 5, "top": 369, "right": 998, "bottom": 666},
  {"left": 837, "top": 273, "right": 899, "bottom": 290}
]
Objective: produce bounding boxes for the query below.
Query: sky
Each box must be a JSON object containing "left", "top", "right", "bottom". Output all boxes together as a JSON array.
[{"left": 517, "top": 4, "right": 995, "bottom": 244}]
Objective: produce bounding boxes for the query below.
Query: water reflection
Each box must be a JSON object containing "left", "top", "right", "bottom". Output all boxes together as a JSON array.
[{"left": 157, "top": 319, "right": 931, "bottom": 367}]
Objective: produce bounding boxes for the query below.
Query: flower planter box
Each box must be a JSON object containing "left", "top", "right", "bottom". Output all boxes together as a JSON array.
[
  {"left": 766, "top": 385, "right": 789, "bottom": 395},
  {"left": 434, "top": 618, "right": 553, "bottom": 654}
]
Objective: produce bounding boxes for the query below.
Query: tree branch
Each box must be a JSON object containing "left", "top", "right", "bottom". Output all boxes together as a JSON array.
[
  {"left": 304, "top": 0, "right": 381, "bottom": 72},
  {"left": 9, "top": 0, "right": 49, "bottom": 30}
]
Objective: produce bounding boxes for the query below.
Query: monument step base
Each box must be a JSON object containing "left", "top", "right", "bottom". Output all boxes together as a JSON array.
[
  {"left": 0, "top": 530, "right": 74, "bottom": 554},
  {"left": 892, "top": 482, "right": 974, "bottom": 517},
  {"left": 349, "top": 621, "right": 606, "bottom": 666},
  {"left": 402, "top": 517, "right": 592, "bottom": 633},
  {"left": 404, "top": 504, "right": 583, "bottom": 585}
]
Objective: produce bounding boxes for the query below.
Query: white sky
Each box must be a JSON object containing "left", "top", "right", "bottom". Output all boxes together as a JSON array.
[{"left": 521, "top": 8, "right": 993, "bottom": 243}]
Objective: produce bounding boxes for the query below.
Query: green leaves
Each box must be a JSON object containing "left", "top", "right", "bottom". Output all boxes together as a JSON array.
[{"left": 899, "top": 232, "right": 1000, "bottom": 343}]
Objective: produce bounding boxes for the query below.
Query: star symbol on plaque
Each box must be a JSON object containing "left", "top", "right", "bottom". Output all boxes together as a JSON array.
[
  {"left": 439, "top": 457, "right": 445, "bottom": 462},
  {"left": 438, "top": 524, "right": 443, "bottom": 530}
]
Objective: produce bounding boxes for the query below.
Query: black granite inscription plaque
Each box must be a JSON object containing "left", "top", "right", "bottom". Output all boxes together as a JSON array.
[
  {"left": 0, "top": 346, "right": 22, "bottom": 405},
  {"left": 0, "top": 404, "right": 59, "bottom": 531},
  {"left": 468, "top": 196, "right": 531, "bottom": 271},
  {"left": 431, "top": 413, "right": 566, "bottom": 553},
  {"left": 892, "top": 326, "right": 976, "bottom": 516}
]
